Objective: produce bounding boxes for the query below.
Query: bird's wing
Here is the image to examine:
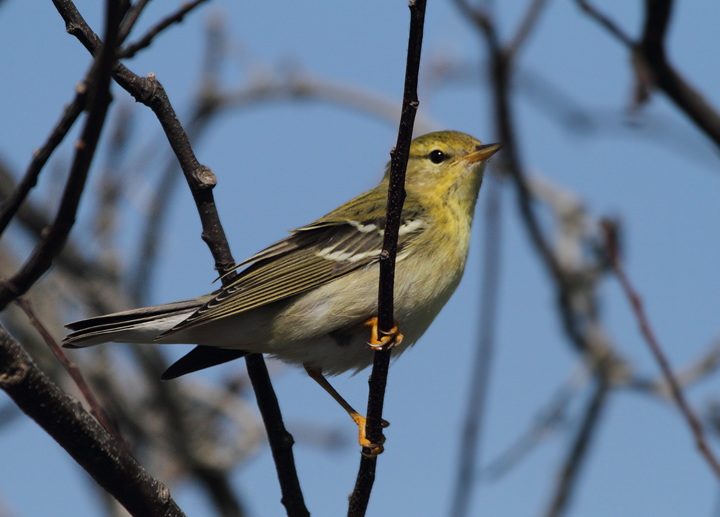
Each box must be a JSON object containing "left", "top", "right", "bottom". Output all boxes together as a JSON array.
[{"left": 158, "top": 188, "right": 429, "bottom": 338}]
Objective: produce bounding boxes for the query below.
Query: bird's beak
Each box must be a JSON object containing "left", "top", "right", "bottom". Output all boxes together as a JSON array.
[{"left": 462, "top": 143, "right": 503, "bottom": 164}]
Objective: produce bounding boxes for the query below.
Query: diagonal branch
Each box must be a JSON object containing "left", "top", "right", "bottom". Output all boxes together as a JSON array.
[
  {"left": 0, "top": 76, "right": 87, "bottom": 238},
  {"left": 0, "top": 325, "right": 187, "bottom": 517},
  {"left": 0, "top": 0, "right": 122, "bottom": 312},
  {"left": 602, "top": 220, "right": 720, "bottom": 480},
  {"left": 16, "top": 298, "right": 126, "bottom": 448},
  {"left": 575, "top": 0, "right": 633, "bottom": 47},
  {"left": 117, "top": 0, "right": 211, "bottom": 59},
  {"left": 347, "top": 1, "right": 427, "bottom": 515},
  {"left": 117, "top": 0, "right": 152, "bottom": 44},
  {"left": 506, "top": 0, "right": 550, "bottom": 59},
  {"left": 246, "top": 354, "right": 309, "bottom": 517}
]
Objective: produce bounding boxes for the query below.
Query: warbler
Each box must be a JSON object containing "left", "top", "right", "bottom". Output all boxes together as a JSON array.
[{"left": 63, "top": 130, "right": 501, "bottom": 452}]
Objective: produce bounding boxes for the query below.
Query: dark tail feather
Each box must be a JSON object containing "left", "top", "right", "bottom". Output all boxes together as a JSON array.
[{"left": 161, "top": 346, "right": 248, "bottom": 380}]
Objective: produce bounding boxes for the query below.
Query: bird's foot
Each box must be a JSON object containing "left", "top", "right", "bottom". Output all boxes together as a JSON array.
[
  {"left": 363, "top": 317, "right": 404, "bottom": 350},
  {"left": 352, "top": 413, "right": 390, "bottom": 457}
]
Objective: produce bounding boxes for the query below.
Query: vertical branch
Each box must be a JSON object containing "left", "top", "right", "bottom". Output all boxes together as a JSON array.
[
  {"left": 246, "top": 354, "right": 308, "bottom": 517},
  {"left": 347, "top": 1, "right": 427, "bottom": 515},
  {"left": 449, "top": 174, "right": 503, "bottom": 517}
]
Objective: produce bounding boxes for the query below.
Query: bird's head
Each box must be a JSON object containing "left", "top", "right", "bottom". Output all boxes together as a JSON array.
[{"left": 390, "top": 130, "right": 501, "bottom": 216}]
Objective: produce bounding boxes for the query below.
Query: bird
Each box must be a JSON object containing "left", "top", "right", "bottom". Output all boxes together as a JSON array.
[{"left": 63, "top": 130, "right": 501, "bottom": 454}]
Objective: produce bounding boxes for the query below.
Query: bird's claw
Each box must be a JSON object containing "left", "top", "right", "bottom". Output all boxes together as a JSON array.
[
  {"left": 363, "top": 317, "right": 404, "bottom": 350},
  {"left": 354, "top": 414, "right": 389, "bottom": 457}
]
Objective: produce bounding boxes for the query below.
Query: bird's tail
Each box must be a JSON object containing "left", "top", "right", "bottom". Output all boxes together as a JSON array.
[{"left": 62, "top": 298, "right": 207, "bottom": 348}]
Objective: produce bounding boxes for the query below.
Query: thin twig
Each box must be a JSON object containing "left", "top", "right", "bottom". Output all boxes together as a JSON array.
[
  {"left": 456, "top": 0, "right": 602, "bottom": 359},
  {"left": 117, "top": 0, "right": 211, "bottom": 59},
  {"left": 347, "top": 1, "right": 427, "bottom": 515},
  {"left": 506, "top": 0, "right": 550, "bottom": 59},
  {"left": 16, "top": 298, "right": 126, "bottom": 447},
  {"left": 117, "top": 0, "right": 152, "bottom": 45},
  {"left": 449, "top": 174, "right": 503, "bottom": 517},
  {"left": 574, "top": 0, "right": 633, "bottom": 48},
  {"left": 0, "top": 161, "right": 120, "bottom": 299},
  {"left": 602, "top": 220, "right": 720, "bottom": 480},
  {"left": 628, "top": 340, "right": 720, "bottom": 398},
  {"left": 0, "top": 78, "right": 87, "bottom": 238}
]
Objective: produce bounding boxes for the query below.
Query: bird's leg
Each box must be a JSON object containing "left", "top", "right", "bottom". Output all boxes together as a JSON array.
[
  {"left": 362, "top": 316, "right": 404, "bottom": 350},
  {"left": 304, "top": 364, "right": 389, "bottom": 457}
]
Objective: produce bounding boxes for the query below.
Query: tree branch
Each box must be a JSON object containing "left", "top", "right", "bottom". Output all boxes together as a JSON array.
[
  {"left": 0, "top": 76, "right": 87, "bottom": 238},
  {"left": 576, "top": 0, "right": 720, "bottom": 151},
  {"left": 117, "top": 0, "right": 151, "bottom": 44},
  {"left": 16, "top": 298, "right": 126, "bottom": 447},
  {"left": 117, "top": 0, "right": 211, "bottom": 59},
  {"left": 602, "top": 220, "right": 720, "bottom": 480},
  {"left": 0, "top": 325, "right": 187, "bottom": 517},
  {"left": 506, "top": 0, "right": 550, "bottom": 59},
  {"left": 347, "top": 1, "right": 427, "bottom": 515},
  {"left": 0, "top": 0, "right": 121, "bottom": 311},
  {"left": 246, "top": 354, "right": 308, "bottom": 517}
]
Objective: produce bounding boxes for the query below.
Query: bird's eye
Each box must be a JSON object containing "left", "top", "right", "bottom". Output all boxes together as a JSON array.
[{"left": 429, "top": 150, "right": 447, "bottom": 164}]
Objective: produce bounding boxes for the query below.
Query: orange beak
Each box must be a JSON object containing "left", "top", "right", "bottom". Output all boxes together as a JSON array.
[{"left": 462, "top": 143, "right": 502, "bottom": 164}]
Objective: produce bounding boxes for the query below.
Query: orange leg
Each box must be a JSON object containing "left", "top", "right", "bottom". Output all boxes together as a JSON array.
[
  {"left": 305, "top": 365, "right": 389, "bottom": 457},
  {"left": 362, "top": 316, "right": 404, "bottom": 350}
]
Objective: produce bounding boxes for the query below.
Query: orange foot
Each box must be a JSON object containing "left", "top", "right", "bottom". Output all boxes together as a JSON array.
[
  {"left": 363, "top": 317, "right": 404, "bottom": 351},
  {"left": 351, "top": 413, "right": 390, "bottom": 458}
]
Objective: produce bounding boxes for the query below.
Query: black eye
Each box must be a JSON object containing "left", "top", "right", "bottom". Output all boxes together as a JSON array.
[{"left": 429, "top": 149, "right": 447, "bottom": 164}]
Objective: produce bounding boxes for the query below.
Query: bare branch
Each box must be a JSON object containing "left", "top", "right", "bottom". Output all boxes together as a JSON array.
[
  {"left": 628, "top": 341, "right": 720, "bottom": 398},
  {"left": 117, "top": 0, "right": 211, "bottom": 59},
  {"left": 576, "top": 0, "right": 720, "bottom": 151},
  {"left": 0, "top": 0, "right": 122, "bottom": 311},
  {"left": 117, "top": 0, "right": 152, "bottom": 45},
  {"left": 602, "top": 220, "right": 720, "bottom": 480},
  {"left": 506, "top": 0, "right": 550, "bottom": 58},
  {"left": 574, "top": 0, "right": 633, "bottom": 48},
  {"left": 16, "top": 298, "right": 126, "bottom": 447},
  {"left": 348, "top": 1, "right": 427, "bottom": 515},
  {"left": 0, "top": 80, "right": 87, "bottom": 238},
  {"left": 0, "top": 325, "right": 187, "bottom": 517},
  {"left": 481, "top": 367, "right": 589, "bottom": 483},
  {"left": 246, "top": 354, "right": 308, "bottom": 517}
]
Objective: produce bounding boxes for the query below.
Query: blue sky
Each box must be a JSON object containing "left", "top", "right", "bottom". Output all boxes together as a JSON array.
[{"left": 1, "top": 1, "right": 720, "bottom": 516}]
